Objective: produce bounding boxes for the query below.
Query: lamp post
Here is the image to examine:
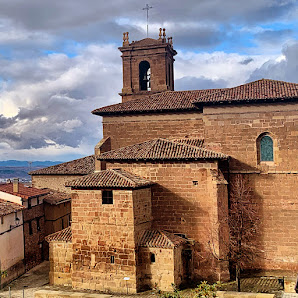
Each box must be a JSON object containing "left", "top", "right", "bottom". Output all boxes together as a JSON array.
[{"left": 124, "top": 277, "right": 130, "bottom": 294}]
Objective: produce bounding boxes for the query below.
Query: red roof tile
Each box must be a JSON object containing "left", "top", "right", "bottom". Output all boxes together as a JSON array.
[
  {"left": 65, "top": 168, "right": 153, "bottom": 189},
  {"left": 170, "top": 137, "right": 204, "bottom": 147},
  {"left": 193, "top": 79, "right": 298, "bottom": 104},
  {"left": 0, "top": 183, "right": 49, "bottom": 200},
  {"left": 29, "top": 155, "right": 95, "bottom": 175},
  {"left": 0, "top": 198, "right": 24, "bottom": 217},
  {"left": 92, "top": 89, "right": 224, "bottom": 115},
  {"left": 138, "top": 230, "right": 187, "bottom": 248},
  {"left": 45, "top": 226, "right": 72, "bottom": 242},
  {"left": 43, "top": 190, "right": 71, "bottom": 205},
  {"left": 98, "top": 138, "right": 228, "bottom": 161},
  {"left": 92, "top": 79, "right": 298, "bottom": 116}
]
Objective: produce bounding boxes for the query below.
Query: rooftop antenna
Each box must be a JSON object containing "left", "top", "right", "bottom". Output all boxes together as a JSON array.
[{"left": 142, "top": 4, "right": 153, "bottom": 37}]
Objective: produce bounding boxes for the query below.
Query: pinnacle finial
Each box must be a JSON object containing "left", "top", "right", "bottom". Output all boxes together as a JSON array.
[
  {"left": 123, "top": 32, "right": 129, "bottom": 46},
  {"left": 159, "top": 28, "right": 162, "bottom": 40}
]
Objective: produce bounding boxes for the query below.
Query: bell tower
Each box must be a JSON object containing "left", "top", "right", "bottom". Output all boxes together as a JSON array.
[{"left": 119, "top": 28, "right": 177, "bottom": 102}]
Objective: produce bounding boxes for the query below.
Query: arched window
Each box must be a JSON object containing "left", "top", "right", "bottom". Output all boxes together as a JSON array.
[
  {"left": 260, "top": 135, "right": 273, "bottom": 161},
  {"left": 139, "top": 61, "right": 151, "bottom": 91}
]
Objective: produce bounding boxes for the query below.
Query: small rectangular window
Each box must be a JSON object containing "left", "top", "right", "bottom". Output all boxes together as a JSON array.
[
  {"left": 1, "top": 216, "right": 3, "bottom": 224},
  {"left": 61, "top": 218, "right": 64, "bottom": 229},
  {"left": 28, "top": 221, "right": 33, "bottom": 235},
  {"left": 150, "top": 253, "right": 155, "bottom": 263},
  {"left": 110, "top": 256, "right": 115, "bottom": 264},
  {"left": 27, "top": 198, "right": 32, "bottom": 209},
  {"left": 36, "top": 218, "right": 41, "bottom": 231},
  {"left": 102, "top": 190, "right": 113, "bottom": 205}
]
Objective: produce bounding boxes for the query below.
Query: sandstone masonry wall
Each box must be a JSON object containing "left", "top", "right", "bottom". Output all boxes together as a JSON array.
[
  {"left": 103, "top": 112, "right": 204, "bottom": 150},
  {"left": 32, "top": 175, "right": 82, "bottom": 193},
  {"left": 106, "top": 161, "right": 229, "bottom": 281},
  {"left": 49, "top": 241, "right": 72, "bottom": 286},
  {"left": 71, "top": 188, "right": 152, "bottom": 293},
  {"left": 102, "top": 102, "right": 298, "bottom": 273},
  {"left": 138, "top": 247, "right": 175, "bottom": 291}
]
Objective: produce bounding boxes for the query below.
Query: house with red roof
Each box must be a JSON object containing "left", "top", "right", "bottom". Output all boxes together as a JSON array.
[
  {"left": 0, "top": 198, "right": 24, "bottom": 287},
  {"left": 32, "top": 29, "right": 297, "bottom": 293}
]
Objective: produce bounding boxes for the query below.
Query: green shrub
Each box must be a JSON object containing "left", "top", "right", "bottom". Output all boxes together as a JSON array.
[{"left": 193, "top": 281, "right": 221, "bottom": 298}]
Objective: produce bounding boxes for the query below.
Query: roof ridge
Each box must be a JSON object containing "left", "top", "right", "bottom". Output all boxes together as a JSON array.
[
  {"left": 165, "top": 138, "right": 227, "bottom": 157},
  {"left": 193, "top": 78, "right": 298, "bottom": 104},
  {"left": 110, "top": 168, "right": 137, "bottom": 187},
  {"left": 99, "top": 138, "right": 159, "bottom": 158},
  {"left": 144, "top": 138, "right": 161, "bottom": 158},
  {"left": 159, "top": 230, "right": 175, "bottom": 247}
]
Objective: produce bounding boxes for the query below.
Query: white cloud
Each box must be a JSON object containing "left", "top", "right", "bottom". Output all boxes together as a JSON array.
[{"left": 175, "top": 51, "right": 278, "bottom": 87}]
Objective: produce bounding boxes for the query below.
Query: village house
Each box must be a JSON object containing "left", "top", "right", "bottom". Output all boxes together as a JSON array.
[
  {"left": 33, "top": 29, "right": 297, "bottom": 293},
  {"left": 0, "top": 198, "right": 24, "bottom": 287},
  {"left": 0, "top": 179, "right": 71, "bottom": 271}
]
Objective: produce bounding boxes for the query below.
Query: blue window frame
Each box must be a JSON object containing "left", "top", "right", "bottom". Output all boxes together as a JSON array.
[{"left": 260, "top": 135, "right": 273, "bottom": 161}]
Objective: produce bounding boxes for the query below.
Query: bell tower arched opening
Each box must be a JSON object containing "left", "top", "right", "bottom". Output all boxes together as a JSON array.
[{"left": 139, "top": 61, "right": 151, "bottom": 91}]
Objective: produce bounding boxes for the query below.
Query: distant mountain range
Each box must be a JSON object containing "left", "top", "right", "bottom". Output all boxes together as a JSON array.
[
  {"left": 0, "top": 160, "right": 62, "bottom": 167},
  {"left": 0, "top": 160, "right": 62, "bottom": 181}
]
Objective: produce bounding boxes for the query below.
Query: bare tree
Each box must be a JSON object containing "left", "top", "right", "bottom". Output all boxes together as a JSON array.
[{"left": 209, "top": 174, "right": 260, "bottom": 291}]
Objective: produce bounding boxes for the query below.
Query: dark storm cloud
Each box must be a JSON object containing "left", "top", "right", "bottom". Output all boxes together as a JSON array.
[
  {"left": 0, "top": 115, "right": 15, "bottom": 129},
  {"left": 175, "top": 76, "right": 228, "bottom": 91},
  {"left": 172, "top": 25, "right": 226, "bottom": 49},
  {"left": 239, "top": 58, "right": 254, "bottom": 65},
  {"left": 0, "top": 0, "right": 295, "bottom": 34},
  {"left": 248, "top": 42, "right": 298, "bottom": 83}
]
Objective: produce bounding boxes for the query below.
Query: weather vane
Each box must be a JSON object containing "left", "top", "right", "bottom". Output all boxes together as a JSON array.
[{"left": 142, "top": 4, "right": 153, "bottom": 37}]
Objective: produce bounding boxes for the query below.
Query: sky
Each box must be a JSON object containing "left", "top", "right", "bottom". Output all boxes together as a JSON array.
[{"left": 0, "top": 0, "right": 297, "bottom": 162}]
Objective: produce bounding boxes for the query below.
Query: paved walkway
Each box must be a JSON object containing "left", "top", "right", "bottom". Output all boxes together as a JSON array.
[
  {"left": 0, "top": 261, "right": 296, "bottom": 298},
  {"left": 0, "top": 262, "right": 50, "bottom": 298}
]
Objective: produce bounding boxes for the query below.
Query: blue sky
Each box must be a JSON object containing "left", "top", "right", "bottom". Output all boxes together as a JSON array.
[{"left": 0, "top": 0, "right": 297, "bottom": 161}]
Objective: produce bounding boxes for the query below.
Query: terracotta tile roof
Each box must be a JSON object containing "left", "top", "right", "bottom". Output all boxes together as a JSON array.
[
  {"left": 0, "top": 183, "right": 49, "bottom": 200},
  {"left": 0, "top": 198, "right": 24, "bottom": 217},
  {"left": 65, "top": 168, "right": 153, "bottom": 189},
  {"left": 98, "top": 138, "right": 228, "bottom": 161},
  {"left": 92, "top": 79, "right": 298, "bottom": 116},
  {"left": 92, "top": 89, "right": 224, "bottom": 115},
  {"left": 169, "top": 137, "right": 204, "bottom": 147},
  {"left": 45, "top": 226, "right": 72, "bottom": 242},
  {"left": 138, "top": 230, "right": 187, "bottom": 248},
  {"left": 193, "top": 79, "right": 298, "bottom": 104},
  {"left": 43, "top": 190, "right": 71, "bottom": 205},
  {"left": 29, "top": 155, "right": 95, "bottom": 175}
]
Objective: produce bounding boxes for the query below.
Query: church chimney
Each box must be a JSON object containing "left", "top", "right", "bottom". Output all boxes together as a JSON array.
[{"left": 13, "top": 178, "right": 19, "bottom": 193}]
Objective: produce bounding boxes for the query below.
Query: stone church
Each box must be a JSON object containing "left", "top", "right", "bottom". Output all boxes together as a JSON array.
[{"left": 30, "top": 29, "right": 298, "bottom": 293}]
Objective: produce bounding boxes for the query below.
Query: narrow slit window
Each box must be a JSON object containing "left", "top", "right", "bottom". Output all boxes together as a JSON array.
[
  {"left": 150, "top": 253, "right": 155, "bottom": 263},
  {"left": 260, "top": 135, "right": 273, "bottom": 161},
  {"left": 102, "top": 190, "right": 113, "bottom": 205},
  {"left": 36, "top": 218, "right": 41, "bottom": 231},
  {"left": 111, "top": 256, "right": 115, "bottom": 264}
]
